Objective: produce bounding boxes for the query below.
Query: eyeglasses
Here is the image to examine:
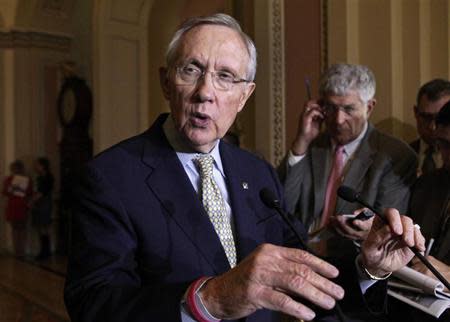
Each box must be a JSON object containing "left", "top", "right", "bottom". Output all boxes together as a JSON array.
[
  {"left": 321, "top": 103, "right": 358, "bottom": 116},
  {"left": 417, "top": 111, "right": 438, "bottom": 123},
  {"left": 175, "top": 64, "right": 251, "bottom": 91}
]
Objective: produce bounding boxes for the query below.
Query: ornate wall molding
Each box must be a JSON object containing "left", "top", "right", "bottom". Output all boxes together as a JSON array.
[
  {"left": 271, "top": 0, "right": 285, "bottom": 165},
  {"left": 321, "top": 0, "right": 329, "bottom": 72},
  {"left": 254, "top": 0, "right": 285, "bottom": 165},
  {"left": 0, "top": 29, "right": 71, "bottom": 51}
]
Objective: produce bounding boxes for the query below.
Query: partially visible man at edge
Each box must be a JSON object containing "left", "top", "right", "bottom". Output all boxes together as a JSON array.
[
  {"left": 389, "top": 101, "right": 450, "bottom": 322},
  {"left": 411, "top": 79, "right": 450, "bottom": 176},
  {"left": 64, "top": 14, "right": 424, "bottom": 322}
]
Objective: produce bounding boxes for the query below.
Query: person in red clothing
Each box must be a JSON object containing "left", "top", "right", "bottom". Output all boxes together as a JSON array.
[{"left": 2, "top": 160, "right": 33, "bottom": 257}]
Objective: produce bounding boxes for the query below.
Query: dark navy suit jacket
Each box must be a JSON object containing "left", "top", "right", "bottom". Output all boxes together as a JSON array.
[{"left": 64, "top": 114, "right": 385, "bottom": 322}]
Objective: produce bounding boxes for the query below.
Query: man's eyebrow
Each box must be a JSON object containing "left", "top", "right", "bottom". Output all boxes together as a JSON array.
[
  {"left": 216, "top": 65, "right": 238, "bottom": 75},
  {"left": 181, "top": 58, "right": 204, "bottom": 68}
]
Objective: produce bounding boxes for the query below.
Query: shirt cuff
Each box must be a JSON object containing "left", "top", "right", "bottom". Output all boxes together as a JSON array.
[
  {"left": 182, "top": 277, "right": 221, "bottom": 322},
  {"left": 287, "top": 149, "right": 306, "bottom": 167},
  {"left": 355, "top": 255, "right": 378, "bottom": 294}
]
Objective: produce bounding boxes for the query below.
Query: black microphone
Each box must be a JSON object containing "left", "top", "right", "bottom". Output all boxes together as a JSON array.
[
  {"left": 260, "top": 188, "right": 347, "bottom": 322},
  {"left": 337, "top": 185, "right": 450, "bottom": 291},
  {"left": 260, "top": 188, "right": 308, "bottom": 250}
]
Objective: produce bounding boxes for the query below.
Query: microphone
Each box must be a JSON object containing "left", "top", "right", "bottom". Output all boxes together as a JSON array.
[
  {"left": 336, "top": 186, "right": 359, "bottom": 203},
  {"left": 259, "top": 188, "right": 281, "bottom": 209},
  {"left": 260, "top": 188, "right": 347, "bottom": 322},
  {"left": 260, "top": 188, "right": 308, "bottom": 250},
  {"left": 337, "top": 185, "right": 450, "bottom": 291}
]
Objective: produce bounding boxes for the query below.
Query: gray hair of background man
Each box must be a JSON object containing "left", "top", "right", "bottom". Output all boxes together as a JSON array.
[
  {"left": 416, "top": 79, "right": 450, "bottom": 105},
  {"left": 165, "top": 13, "right": 257, "bottom": 81},
  {"left": 319, "top": 63, "right": 376, "bottom": 104}
]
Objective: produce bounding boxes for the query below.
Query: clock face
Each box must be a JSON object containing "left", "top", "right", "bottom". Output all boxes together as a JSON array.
[{"left": 62, "top": 89, "right": 76, "bottom": 123}]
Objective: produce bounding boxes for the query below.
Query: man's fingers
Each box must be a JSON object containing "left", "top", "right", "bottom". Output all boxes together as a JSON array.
[
  {"left": 352, "top": 217, "right": 374, "bottom": 231},
  {"left": 258, "top": 289, "right": 316, "bottom": 321},
  {"left": 281, "top": 247, "right": 340, "bottom": 278},
  {"left": 333, "top": 221, "right": 364, "bottom": 240},
  {"left": 400, "top": 215, "right": 415, "bottom": 247},
  {"left": 414, "top": 225, "right": 426, "bottom": 252},
  {"left": 384, "top": 208, "right": 403, "bottom": 235},
  {"left": 266, "top": 272, "right": 340, "bottom": 310},
  {"left": 286, "top": 264, "right": 345, "bottom": 300}
]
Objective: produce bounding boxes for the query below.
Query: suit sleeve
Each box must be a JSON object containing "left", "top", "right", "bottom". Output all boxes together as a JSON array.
[
  {"left": 64, "top": 165, "right": 190, "bottom": 322},
  {"left": 277, "top": 153, "right": 310, "bottom": 216},
  {"left": 373, "top": 144, "right": 417, "bottom": 214},
  {"left": 315, "top": 255, "right": 389, "bottom": 322}
]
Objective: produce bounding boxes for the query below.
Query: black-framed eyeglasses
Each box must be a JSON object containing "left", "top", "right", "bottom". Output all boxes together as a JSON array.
[
  {"left": 175, "top": 64, "right": 251, "bottom": 91},
  {"left": 321, "top": 103, "right": 358, "bottom": 116},
  {"left": 417, "top": 111, "right": 438, "bottom": 123}
]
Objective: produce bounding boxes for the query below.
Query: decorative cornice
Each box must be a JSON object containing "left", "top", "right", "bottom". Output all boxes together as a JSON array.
[
  {"left": 0, "top": 29, "right": 71, "bottom": 51},
  {"left": 271, "top": 0, "right": 285, "bottom": 165}
]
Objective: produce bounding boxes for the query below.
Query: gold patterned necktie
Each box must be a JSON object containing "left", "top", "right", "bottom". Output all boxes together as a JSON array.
[{"left": 195, "top": 155, "right": 237, "bottom": 267}]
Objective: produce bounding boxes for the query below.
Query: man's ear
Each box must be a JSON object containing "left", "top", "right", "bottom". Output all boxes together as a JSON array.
[
  {"left": 366, "top": 98, "right": 376, "bottom": 116},
  {"left": 237, "top": 82, "right": 256, "bottom": 112},
  {"left": 159, "top": 67, "right": 170, "bottom": 100}
]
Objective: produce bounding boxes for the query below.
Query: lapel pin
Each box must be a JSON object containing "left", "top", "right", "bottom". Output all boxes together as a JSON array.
[{"left": 242, "top": 182, "right": 249, "bottom": 190}]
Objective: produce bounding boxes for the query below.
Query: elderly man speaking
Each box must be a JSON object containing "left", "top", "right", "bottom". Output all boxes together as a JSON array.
[{"left": 65, "top": 15, "right": 424, "bottom": 322}]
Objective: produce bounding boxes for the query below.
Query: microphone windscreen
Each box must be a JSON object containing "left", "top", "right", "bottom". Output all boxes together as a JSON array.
[
  {"left": 259, "top": 188, "right": 280, "bottom": 209},
  {"left": 337, "top": 185, "right": 358, "bottom": 202}
]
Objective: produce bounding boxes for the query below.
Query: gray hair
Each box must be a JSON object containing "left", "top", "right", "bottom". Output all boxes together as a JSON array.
[
  {"left": 319, "top": 63, "right": 376, "bottom": 104},
  {"left": 166, "top": 13, "right": 257, "bottom": 81}
]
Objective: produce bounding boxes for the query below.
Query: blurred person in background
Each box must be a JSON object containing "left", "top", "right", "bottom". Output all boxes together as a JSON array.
[
  {"left": 2, "top": 160, "right": 33, "bottom": 257},
  {"left": 410, "top": 79, "right": 450, "bottom": 176},
  {"left": 31, "top": 157, "right": 54, "bottom": 260}
]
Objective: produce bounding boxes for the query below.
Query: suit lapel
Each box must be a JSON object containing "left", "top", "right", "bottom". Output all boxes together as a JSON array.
[
  {"left": 142, "top": 118, "right": 231, "bottom": 274},
  {"left": 220, "top": 144, "right": 267, "bottom": 262},
  {"left": 312, "top": 136, "right": 332, "bottom": 218},
  {"left": 336, "top": 126, "right": 375, "bottom": 213}
]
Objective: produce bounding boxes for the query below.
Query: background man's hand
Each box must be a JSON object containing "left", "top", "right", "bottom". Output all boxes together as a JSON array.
[
  {"left": 291, "top": 100, "right": 325, "bottom": 156},
  {"left": 199, "top": 244, "right": 345, "bottom": 321},
  {"left": 360, "top": 208, "right": 425, "bottom": 277},
  {"left": 330, "top": 208, "right": 374, "bottom": 241}
]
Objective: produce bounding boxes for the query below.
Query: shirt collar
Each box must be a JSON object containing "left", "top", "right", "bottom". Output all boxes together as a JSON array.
[
  {"left": 332, "top": 121, "right": 368, "bottom": 157},
  {"left": 163, "top": 114, "right": 225, "bottom": 176}
]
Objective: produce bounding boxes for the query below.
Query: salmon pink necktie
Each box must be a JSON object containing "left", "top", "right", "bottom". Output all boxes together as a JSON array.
[{"left": 320, "top": 145, "right": 345, "bottom": 228}]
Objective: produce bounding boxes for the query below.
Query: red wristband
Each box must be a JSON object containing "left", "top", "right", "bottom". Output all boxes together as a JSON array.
[{"left": 186, "top": 277, "right": 217, "bottom": 322}]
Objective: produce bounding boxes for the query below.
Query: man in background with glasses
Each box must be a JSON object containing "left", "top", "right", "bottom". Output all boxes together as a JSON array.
[
  {"left": 278, "top": 63, "right": 417, "bottom": 255},
  {"left": 410, "top": 79, "right": 450, "bottom": 176},
  {"left": 65, "top": 16, "right": 424, "bottom": 322},
  {"left": 390, "top": 100, "right": 450, "bottom": 322}
]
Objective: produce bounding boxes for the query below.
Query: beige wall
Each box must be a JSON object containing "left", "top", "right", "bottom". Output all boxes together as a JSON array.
[
  {"left": 147, "top": 0, "right": 233, "bottom": 128},
  {"left": 284, "top": 0, "right": 322, "bottom": 151},
  {"left": 327, "top": 0, "right": 450, "bottom": 142}
]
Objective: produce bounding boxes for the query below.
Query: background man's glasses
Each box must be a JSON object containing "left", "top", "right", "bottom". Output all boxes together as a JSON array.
[
  {"left": 417, "top": 111, "right": 438, "bottom": 123},
  {"left": 321, "top": 104, "right": 358, "bottom": 116},
  {"left": 175, "top": 65, "right": 250, "bottom": 91}
]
